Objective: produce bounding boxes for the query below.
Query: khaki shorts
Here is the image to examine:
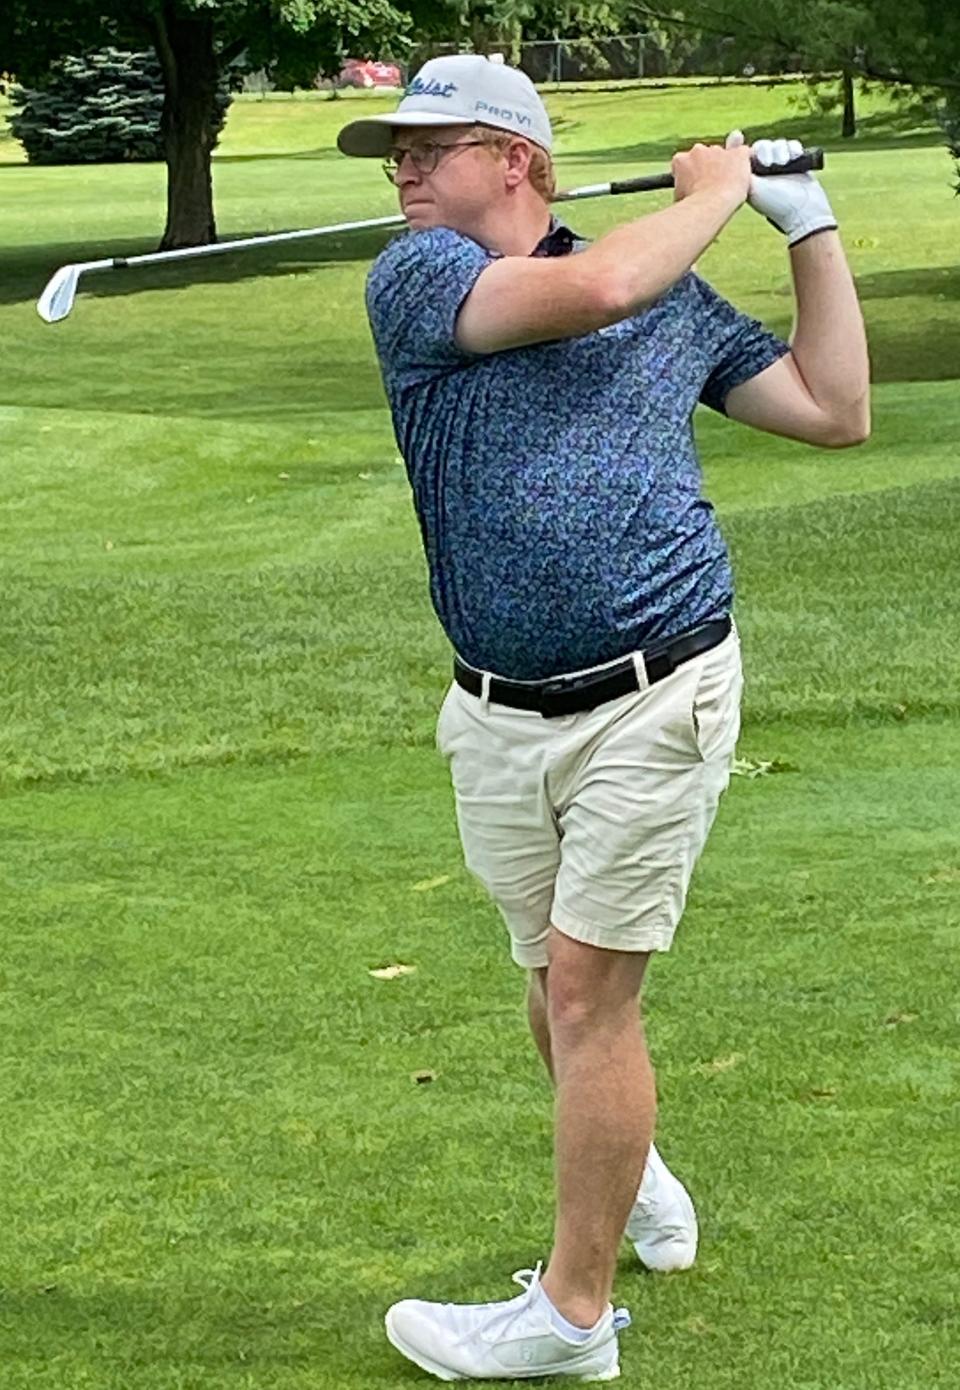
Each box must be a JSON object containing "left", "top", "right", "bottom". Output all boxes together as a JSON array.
[{"left": 436, "top": 627, "right": 742, "bottom": 968}]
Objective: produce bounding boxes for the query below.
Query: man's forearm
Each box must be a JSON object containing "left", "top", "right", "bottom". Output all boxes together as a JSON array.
[
  {"left": 789, "top": 232, "right": 870, "bottom": 435},
  {"left": 583, "top": 188, "right": 742, "bottom": 316}
]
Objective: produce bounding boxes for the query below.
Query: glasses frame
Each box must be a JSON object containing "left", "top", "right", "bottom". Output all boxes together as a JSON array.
[{"left": 382, "top": 138, "right": 491, "bottom": 182}]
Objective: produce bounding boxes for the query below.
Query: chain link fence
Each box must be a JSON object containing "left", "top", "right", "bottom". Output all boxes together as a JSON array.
[
  {"left": 407, "top": 33, "right": 804, "bottom": 85},
  {"left": 240, "top": 30, "right": 805, "bottom": 96}
]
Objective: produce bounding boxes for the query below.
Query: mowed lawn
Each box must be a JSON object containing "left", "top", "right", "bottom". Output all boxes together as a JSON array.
[{"left": 1, "top": 80, "right": 958, "bottom": 1389}]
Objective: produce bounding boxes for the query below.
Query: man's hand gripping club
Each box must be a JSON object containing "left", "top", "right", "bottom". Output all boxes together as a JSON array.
[
  {"left": 725, "top": 129, "right": 838, "bottom": 245},
  {"left": 669, "top": 138, "right": 752, "bottom": 220}
]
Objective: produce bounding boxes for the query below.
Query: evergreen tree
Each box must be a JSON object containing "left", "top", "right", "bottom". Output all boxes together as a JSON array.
[{"left": 8, "top": 46, "right": 229, "bottom": 165}]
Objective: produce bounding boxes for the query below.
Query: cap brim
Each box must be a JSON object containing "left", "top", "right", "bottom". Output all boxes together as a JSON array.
[{"left": 337, "top": 112, "right": 474, "bottom": 158}]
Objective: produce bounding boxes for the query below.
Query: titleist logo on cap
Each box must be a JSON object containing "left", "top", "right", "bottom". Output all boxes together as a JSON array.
[{"left": 406, "top": 77, "right": 458, "bottom": 98}]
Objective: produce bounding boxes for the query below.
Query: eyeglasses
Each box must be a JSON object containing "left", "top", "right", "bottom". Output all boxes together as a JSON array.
[{"left": 382, "top": 139, "right": 487, "bottom": 182}]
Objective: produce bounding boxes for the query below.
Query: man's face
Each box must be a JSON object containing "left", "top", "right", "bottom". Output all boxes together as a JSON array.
[{"left": 385, "top": 126, "right": 504, "bottom": 236}]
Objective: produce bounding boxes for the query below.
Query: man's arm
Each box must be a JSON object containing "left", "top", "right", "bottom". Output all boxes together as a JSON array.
[
  {"left": 726, "top": 232, "right": 870, "bottom": 447},
  {"left": 455, "top": 143, "right": 751, "bottom": 355},
  {"left": 722, "top": 132, "right": 870, "bottom": 448}
]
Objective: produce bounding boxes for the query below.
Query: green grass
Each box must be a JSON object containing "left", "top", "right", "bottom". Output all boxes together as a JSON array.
[{"left": 1, "top": 80, "right": 959, "bottom": 1389}]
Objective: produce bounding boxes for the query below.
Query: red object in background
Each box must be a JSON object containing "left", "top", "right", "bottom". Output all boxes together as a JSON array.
[{"left": 339, "top": 58, "right": 402, "bottom": 89}]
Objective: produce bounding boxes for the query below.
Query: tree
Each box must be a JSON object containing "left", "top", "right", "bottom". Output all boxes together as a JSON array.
[
  {"left": 0, "top": 2, "right": 411, "bottom": 249},
  {"left": 624, "top": 2, "right": 960, "bottom": 151},
  {"left": 625, "top": 2, "right": 960, "bottom": 93}
]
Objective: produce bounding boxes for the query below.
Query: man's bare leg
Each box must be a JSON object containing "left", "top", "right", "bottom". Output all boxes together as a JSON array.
[{"left": 537, "top": 927, "right": 655, "bottom": 1329}]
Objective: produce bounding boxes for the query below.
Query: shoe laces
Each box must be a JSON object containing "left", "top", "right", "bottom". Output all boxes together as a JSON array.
[
  {"left": 454, "top": 1263, "right": 632, "bottom": 1345},
  {"left": 511, "top": 1265, "right": 542, "bottom": 1296},
  {"left": 455, "top": 1262, "right": 544, "bottom": 1346}
]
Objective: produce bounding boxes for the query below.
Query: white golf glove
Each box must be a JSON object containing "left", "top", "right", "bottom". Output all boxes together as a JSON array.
[{"left": 726, "top": 129, "right": 837, "bottom": 246}]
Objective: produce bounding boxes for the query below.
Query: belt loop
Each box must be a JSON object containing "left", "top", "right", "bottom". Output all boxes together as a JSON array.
[
  {"left": 480, "top": 671, "right": 492, "bottom": 714},
  {"left": 632, "top": 650, "right": 650, "bottom": 692}
]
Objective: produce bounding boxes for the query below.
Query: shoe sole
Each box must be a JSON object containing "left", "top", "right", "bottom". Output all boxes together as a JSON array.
[{"left": 384, "top": 1310, "right": 622, "bottom": 1382}]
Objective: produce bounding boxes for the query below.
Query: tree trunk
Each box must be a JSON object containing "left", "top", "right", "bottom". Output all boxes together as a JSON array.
[
  {"left": 841, "top": 65, "right": 856, "bottom": 138},
  {"left": 153, "top": 4, "right": 219, "bottom": 249}
]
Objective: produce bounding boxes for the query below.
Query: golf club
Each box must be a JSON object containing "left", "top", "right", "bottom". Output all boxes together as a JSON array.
[{"left": 37, "top": 147, "right": 824, "bottom": 323}]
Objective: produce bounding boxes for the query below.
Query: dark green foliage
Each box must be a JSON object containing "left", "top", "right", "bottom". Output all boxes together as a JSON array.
[{"left": 7, "top": 46, "right": 230, "bottom": 165}]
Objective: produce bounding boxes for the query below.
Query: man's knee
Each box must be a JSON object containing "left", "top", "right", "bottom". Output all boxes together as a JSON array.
[{"left": 545, "top": 926, "right": 650, "bottom": 1035}]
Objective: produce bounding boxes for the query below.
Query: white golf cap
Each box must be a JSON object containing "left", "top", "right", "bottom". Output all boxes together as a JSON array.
[{"left": 337, "top": 54, "right": 552, "bottom": 158}]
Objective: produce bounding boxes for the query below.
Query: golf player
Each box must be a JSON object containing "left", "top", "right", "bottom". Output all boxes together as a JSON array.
[{"left": 339, "top": 54, "right": 869, "bottom": 1382}]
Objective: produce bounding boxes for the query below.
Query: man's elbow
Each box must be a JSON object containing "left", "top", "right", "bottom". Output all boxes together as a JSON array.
[
  {"left": 592, "top": 267, "right": 636, "bottom": 328},
  {"left": 823, "top": 400, "right": 871, "bottom": 449}
]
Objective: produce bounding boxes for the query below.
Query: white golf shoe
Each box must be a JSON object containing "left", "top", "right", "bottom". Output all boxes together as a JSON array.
[
  {"left": 385, "top": 1262, "right": 631, "bottom": 1382},
  {"left": 624, "top": 1143, "right": 698, "bottom": 1272}
]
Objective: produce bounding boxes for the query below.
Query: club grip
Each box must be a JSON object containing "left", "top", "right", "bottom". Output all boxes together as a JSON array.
[
  {"left": 751, "top": 146, "right": 824, "bottom": 176},
  {"left": 609, "top": 147, "right": 825, "bottom": 196}
]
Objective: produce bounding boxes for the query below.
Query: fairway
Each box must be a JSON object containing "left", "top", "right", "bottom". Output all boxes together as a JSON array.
[{"left": 1, "top": 80, "right": 959, "bottom": 1389}]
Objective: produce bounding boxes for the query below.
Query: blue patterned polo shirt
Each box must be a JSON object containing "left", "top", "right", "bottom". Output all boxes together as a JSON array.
[{"left": 366, "top": 222, "right": 789, "bottom": 680}]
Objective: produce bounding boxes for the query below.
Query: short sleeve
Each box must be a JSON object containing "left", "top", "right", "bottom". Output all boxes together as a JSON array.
[
  {"left": 365, "top": 227, "right": 493, "bottom": 377},
  {"left": 691, "top": 274, "right": 790, "bottom": 415}
]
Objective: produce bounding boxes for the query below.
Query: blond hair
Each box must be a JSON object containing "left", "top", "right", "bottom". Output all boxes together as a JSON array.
[{"left": 473, "top": 125, "right": 556, "bottom": 203}]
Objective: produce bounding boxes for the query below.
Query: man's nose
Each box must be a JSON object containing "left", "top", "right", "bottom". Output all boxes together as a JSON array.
[{"left": 394, "top": 151, "right": 421, "bottom": 186}]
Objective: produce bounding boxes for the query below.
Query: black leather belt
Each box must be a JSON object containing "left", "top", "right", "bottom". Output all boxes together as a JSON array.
[{"left": 453, "top": 617, "right": 731, "bottom": 719}]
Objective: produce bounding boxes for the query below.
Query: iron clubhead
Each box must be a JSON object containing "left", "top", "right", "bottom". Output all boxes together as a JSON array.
[{"left": 37, "top": 264, "right": 81, "bottom": 323}]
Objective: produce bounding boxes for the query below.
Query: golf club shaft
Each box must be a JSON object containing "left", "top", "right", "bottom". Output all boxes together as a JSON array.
[
  {"left": 106, "top": 147, "right": 825, "bottom": 266},
  {"left": 106, "top": 214, "right": 407, "bottom": 271}
]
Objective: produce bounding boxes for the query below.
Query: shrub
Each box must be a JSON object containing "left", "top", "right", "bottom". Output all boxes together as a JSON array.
[{"left": 7, "top": 46, "right": 230, "bottom": 165}]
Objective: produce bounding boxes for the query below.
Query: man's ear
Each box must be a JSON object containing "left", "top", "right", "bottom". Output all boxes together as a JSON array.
[{"left": 503, "top": 139, "right": 534, "bottom": 189}]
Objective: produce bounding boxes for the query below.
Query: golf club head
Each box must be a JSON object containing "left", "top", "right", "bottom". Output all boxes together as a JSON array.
[{"left": 37, "top": 264, "right": 81, "bottom": 323}]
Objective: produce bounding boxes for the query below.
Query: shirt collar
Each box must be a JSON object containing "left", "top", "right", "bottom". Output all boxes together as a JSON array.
[{"left": 531, "top": 217, "right": 585, "bottom": 257}]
